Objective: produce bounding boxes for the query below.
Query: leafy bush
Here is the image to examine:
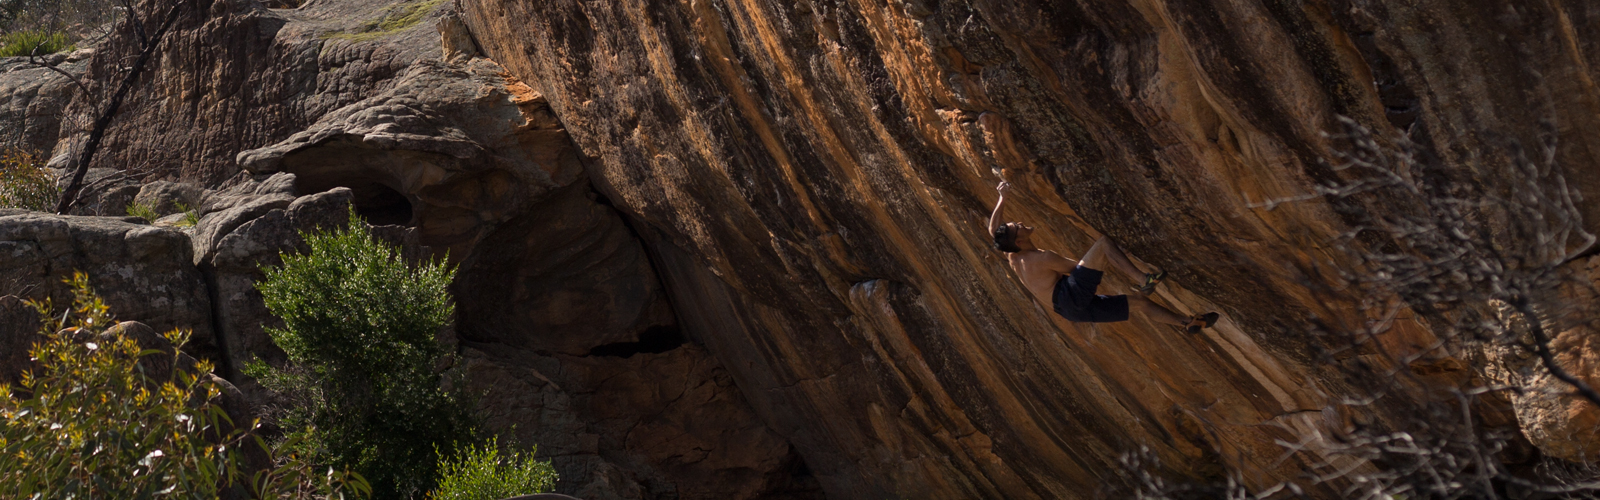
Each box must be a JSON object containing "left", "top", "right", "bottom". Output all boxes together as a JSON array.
[
  {"left": 0, "top": 272, "right": 369, "bottom": 499},
  {"left": 249, "top": 209, "right": 476, "bottom": 499},
  {"left": 0, "top": 148, "right": 58, "bottom": 211},
  {"left": 0, "top": 29, "right": 70, "bottom": 57},
  {"left": 430, "top": 437, "right": 557, "bottom": 500}
]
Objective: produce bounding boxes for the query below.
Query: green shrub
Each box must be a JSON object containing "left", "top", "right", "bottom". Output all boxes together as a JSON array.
[
  {"left": 126, "top": 199, "right": 160, "bottom": 221},
  {"left": 430, "top": 436, "right": 557, "bottom": 500},
  {"left": 0, "top": 29, "right": 70, "bottom": 57},
  {"left": 0, "top": 272, "right": 369, "bottom": 499},
  {"left": 249, "top": 209, "right": 476, "bottom": 499},
  {"left": 0, "top": 148, "right": 58, "bottom": 211}
]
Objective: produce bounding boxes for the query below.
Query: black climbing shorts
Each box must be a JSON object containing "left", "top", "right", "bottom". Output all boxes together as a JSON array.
[{"left": 1052, "top": 266, "right": 1130, "bottom": 323}]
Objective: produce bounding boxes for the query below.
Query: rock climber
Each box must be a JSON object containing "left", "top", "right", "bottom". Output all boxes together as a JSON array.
[{"left": 988, "top": 181, "right": 1218, "bottom": 333}]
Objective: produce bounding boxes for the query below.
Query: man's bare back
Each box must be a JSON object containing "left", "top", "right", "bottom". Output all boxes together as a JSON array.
[
  {"left": 988, "top": 181, "right": 1217, "bottom": 332},
  {"left": 1008, "top": 249, "right": 1075, "bottom": 308}
]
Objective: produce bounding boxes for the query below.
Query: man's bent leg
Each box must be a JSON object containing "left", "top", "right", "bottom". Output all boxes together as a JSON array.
[
  {"left": 1079, "top": 236, "right": 1144, "bottom": 280},
  {"left": 1127, "top": 294, "right": 1187, "bottom": 326}
]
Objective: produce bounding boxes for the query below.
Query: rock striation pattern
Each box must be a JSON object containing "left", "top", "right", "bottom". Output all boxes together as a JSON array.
[{"left": 457, "top": 0, "right": 1600, "bottom": 497}]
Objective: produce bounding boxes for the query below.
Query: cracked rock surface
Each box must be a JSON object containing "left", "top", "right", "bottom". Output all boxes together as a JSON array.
[{"left": 0, "top": 209, "right": 216, "bottom": 359}]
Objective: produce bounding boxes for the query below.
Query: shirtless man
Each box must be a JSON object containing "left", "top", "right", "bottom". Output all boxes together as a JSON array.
[{"left": 989, "top": 181, "right": 1218, "bottom": 333}]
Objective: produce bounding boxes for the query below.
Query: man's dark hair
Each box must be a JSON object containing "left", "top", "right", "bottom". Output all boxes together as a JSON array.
[{"left": 994, "top": 224, "right": 1022, "bottom": 253}]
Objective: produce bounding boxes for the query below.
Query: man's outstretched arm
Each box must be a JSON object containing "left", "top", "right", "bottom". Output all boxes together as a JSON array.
[{"left": 988, "top": 181, "right": 1011, "bottom": 236}]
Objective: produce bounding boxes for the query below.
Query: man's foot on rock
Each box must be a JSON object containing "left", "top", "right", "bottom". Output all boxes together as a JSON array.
[
  {"left": 1184, "top": 312, "right": 1219, "bottom": 334},
  {"left": 1136, "top": 270, "right": 1167, "bottom": 295}
]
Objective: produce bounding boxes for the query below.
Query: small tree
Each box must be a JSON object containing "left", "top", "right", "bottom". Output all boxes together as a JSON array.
[{"left": 249, "top": 209, "right": 477, "bottom": 499}]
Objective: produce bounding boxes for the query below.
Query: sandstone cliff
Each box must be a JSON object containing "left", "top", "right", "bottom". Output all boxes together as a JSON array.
[
  {"left": 455, "top": 0, "right": 1600, "bottom": 497},
  {"left": 6, "top": 0, "right": 1600, "bottom": 498}
]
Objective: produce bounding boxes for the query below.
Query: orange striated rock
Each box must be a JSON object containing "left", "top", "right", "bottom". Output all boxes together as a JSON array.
[{"left": 457, "top": 0, "right": 1600, "bottom": 496}]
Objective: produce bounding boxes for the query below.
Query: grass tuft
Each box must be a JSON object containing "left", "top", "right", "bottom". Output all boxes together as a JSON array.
[
  {"left": 125, "top": 200, "right": 159, "bottom": 222},
  {"left": 175, "top": 201, "right": 199, "bottom": 227},
  {"left": 0, "top": 30, "right": 72, "bottom": 58}
]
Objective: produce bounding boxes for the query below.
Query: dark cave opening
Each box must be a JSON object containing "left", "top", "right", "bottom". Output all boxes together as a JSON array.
[
  {"left": 292, "top": 173, "right": 415, "bottom": 227},
  {"left": 349, "top": 182, "right": 414, "bottom": 226},
  {"left": 586, "top": 325, "right": 687, "bottom": 358}
]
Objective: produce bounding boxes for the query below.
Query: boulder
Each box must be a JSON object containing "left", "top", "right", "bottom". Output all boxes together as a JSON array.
[
  {"left": 222, "top": 25, "right": 811, "bottom": 496},
  {"left": 133, "top": 181, "right": 206, "bottom": 215},
  {"left": 237, "top": 55, "right": 588, "bottom": 259},
  {"left": 0, "top": 212, "right": 215, "bottom": 360},
  {"left": 198, "top": 184, "right": 356, "bottom": 394},
  {"left": 56, "top": 167, "right": 143, "bottom": 217}
]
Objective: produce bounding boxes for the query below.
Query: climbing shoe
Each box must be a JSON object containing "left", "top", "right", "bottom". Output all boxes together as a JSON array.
[
  {"left": 1184, "top": 312, "right": 1219, "bottom": 334},
  {"left": 1136, "top": 270, "right": 1167, "bottom": 295}
]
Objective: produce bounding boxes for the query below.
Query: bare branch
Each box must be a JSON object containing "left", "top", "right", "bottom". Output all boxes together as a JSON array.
[
  {"left": 1509, "top": 296, "right": 1600, "bottom": 408},
  {"left": 117, "top": 0, "right": 147, "bottom": 48},
  {"left": 22, "top": 49, "right": 92, "bottom": 96},
  {"left": 54, "top": 1, "right": 183, "bottom": 214}
]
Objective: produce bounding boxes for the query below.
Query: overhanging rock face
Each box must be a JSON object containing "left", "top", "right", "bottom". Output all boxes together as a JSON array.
[{"left": 458, "top": 0, "right": 1600, "bottom": 497}]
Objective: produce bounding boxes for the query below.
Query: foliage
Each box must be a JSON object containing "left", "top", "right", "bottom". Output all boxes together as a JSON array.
[
  {"left": 0, "top": 272, "right": 370, "bottom": 499},
  {"left": 0, "top": 148, "right": 58, "bottom": 211},
  {"left": 126, "top": 199, "right": 160, "bottom": 222},
  {"left": 429, "top": 436, "right": 557, "bottom": 500},
  {"left": 249, "top": 433, "right": 372, "bottom": 500},
  {"left": 0, "top": 0, "right": 114, "bottom": 41},
  {"left": 0, "top": 29, "right": 71, "bottom": 57},
  {"left": 249, "top": 209, "right": 476, "bottom": 499}
]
